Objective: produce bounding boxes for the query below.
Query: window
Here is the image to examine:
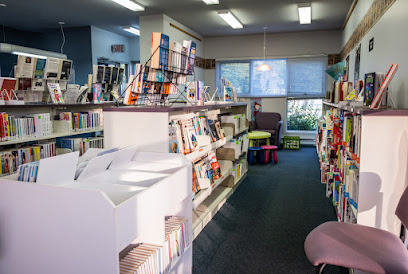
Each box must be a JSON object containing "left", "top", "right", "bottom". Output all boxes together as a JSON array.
[
  {"left": 251, "top": 59, "right": 287, "bottom": 96},
  {"left": 217, "top": 56, "right": 327, "bottom": 98},
  {"left": 219, "top": 61, "right": 250, "bottom": 95},
  {"left": 287, "top": 99, "right": 322, "bottom": 131}
]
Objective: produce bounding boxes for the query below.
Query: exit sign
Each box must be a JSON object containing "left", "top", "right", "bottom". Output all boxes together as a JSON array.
[{"left": 111, "top": 44, "right": 125, "bottom": 53}]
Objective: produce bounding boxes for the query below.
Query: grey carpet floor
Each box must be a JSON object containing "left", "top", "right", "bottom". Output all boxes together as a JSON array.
[{"left": 193, "top": 147, "right": 348, "bottom": 273}]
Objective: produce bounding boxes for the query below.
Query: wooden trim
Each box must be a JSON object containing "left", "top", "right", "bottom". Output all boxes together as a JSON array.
[
  {"left": 342, "top": 0, "right": 359, "bottom": 30},
  {"left": 169, "top": 23, "right": 202, "bottom": 42}
]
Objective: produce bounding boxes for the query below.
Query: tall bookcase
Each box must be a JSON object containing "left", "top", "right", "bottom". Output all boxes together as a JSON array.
[
  {"left": 317, "top": 101, "right": 408, "bottom": 236},
  {"left": 103, "top": 102, "right": 249, "bottom": 238},
  {"left": 0, "top": 146, "right": 192, "bottom": 274}
]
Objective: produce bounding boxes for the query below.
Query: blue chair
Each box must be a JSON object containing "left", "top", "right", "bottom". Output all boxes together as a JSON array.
[{"left": 248, "top": 146, "right": 264, "bottom": 164}]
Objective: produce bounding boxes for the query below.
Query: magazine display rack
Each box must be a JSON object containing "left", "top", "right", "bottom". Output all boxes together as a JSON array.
[{"left": 0, "top": 146, "right": 192, "bottom": 274}]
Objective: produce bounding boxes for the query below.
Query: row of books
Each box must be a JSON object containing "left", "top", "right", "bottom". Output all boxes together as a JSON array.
[
  {"left": 17, "top": 161, "right": 39, "bottom": 182},
  {"left": 151, "top": 32, "right": 196, "bottom": 75},
  {"left": 328, "top": 72, "right": 387, "bottom": 106},
  {"left": 59, "top": 110, "right": 103, "bottom": 132},
  {"left": 119, "top": 217, "right": 191, "bottom": 274},
  {"left": 15, "top": 55, "right": 72, "bottom": 80},
  {"left": 193, "top": 151, "right": 221, "bottom": 190},
  {"left": 0, "top": 142, "right": 56, "bottom": 176},
  {"left": 60, "top": 137, "right": 104, "bottom": 156},
  {"left": 0, "top": 112, "right": 52, "bottom": 142},
  {"left": 169, "top": 117, "right": 225, "bottom": 155},
  {"left": 92, "top": 65, "right": 125, "bottom": 85}
]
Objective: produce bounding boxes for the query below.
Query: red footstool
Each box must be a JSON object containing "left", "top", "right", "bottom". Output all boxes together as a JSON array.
[{"left": 261, "top": 145, "right": 278, "bottom": 164}]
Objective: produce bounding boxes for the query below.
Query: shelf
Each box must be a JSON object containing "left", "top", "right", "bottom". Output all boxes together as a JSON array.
[
  {"left": 1, "top": 102, "right": 116, "bottom": 109},
  {"left": 185, "top": 135, "right": 232, "bottom": 162},
  {"left": 234, "top": 127, "right": 249, "bottom": 137},
  {"left": 0, "top": 128, "right": 103, "bottom": 146},
  {"left": 193, "top": 160, "right": 233, "bottom": 209},
  {"left": 193, "top": 171, "right": 247, "bottom": 239}
]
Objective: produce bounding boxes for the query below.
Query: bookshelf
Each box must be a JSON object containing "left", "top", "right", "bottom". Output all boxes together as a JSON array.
[
  {"left": 0, "top": 102, "right": 112, "bottom": 177},
  {"left": 103, "top": 102, "right": 249, "bottom": 238},
  {"left": 0, "top": 147, "right": 192, "bottom": 274},
  {"left": 317, "top": 100, "right": 408, "bottom": 236}
]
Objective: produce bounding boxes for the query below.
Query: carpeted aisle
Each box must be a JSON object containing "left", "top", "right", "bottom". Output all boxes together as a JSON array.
[{"left": 193, "top": 147, "right": 347, "bottom": 273}]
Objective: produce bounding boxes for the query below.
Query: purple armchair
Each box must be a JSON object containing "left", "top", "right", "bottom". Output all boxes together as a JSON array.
[
  {"left": 304, "top": 186, "right": 408, "bottom": 273},
  {"left": 250, "top": 112, "right": 283, "bottom": 148}
]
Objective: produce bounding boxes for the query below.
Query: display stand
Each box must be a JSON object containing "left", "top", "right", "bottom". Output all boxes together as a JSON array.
[{"left": 0, "top": 146, "right": 192, "bottom": 274}]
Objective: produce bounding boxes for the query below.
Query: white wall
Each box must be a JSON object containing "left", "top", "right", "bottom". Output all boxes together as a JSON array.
[
  {"left": 341, "top": 0, "right": 408, "bottom": 108},
  {"left": 91, "top": 26, "right": 138, "bottom": 66},
  {"left": 139, "top": 14, "right": 205, "bottom": 81},
  {"left": 204, "top": 30, "right": 342, "bottom": 139},
  {"left": 342, "top": 0, "right": 374, "bottom": 47}
]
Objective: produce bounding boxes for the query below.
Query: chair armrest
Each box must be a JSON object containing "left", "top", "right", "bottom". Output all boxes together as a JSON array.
[
  {"left": 275, "top": 120, "right": 283, "bottom": 148},
  {"left": 249, "top": 120, "right": 256, "bottom": 132}
]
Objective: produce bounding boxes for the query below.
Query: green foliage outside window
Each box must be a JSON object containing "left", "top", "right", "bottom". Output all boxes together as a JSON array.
[{"left": 287, "top": 99, "right": 322, "bottom": 131}]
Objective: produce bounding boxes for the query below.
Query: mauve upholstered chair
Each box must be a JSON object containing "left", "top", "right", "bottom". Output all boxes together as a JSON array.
[
  {"left": 304, "top": 186, "right": 408, "bottom": 274},
  {"left": 250, "top": 112, "right": 283, "bottom": 148}
]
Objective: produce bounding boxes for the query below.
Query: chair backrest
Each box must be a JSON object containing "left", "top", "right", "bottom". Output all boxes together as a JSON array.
[
  {"left": 255, "top": 112, "right": 281, "bottom": 130},
  {"left": 396, "top": 185, "right": 408, "bottom": 229}
]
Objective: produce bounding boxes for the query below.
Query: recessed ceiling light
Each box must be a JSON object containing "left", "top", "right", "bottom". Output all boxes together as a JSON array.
[
  {"left": 122, "top": 26, "right": 140, "bottom": 36},
  {"left": 298, "top": 3, "right": 311, "bottom": 24},
  {"left": 111, "top": 0, "right": 144, "bottom": 11},
  {"left": 218, "top": 10, "right": 243, "bottom": 29},
  {"left": 202, "top": 0, "right": 219, "bottom": 5}
]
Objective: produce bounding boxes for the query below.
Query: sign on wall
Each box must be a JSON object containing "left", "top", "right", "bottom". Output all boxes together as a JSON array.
[{"left": 111, "top": 44, "right": 125, "bottom": 53}]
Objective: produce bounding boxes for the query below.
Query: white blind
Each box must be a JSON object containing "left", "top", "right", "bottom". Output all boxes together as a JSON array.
[{"left": 287, "top": 56, "right": 327, "bottom": 96}]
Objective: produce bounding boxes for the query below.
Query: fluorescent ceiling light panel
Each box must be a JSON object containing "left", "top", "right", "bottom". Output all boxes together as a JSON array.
[
  {"left": 202, "top": 0, "right": 219, "bottom": 4},
  {"left": 12, "top": 51, "right": 48, "bottom": 59},
  {"left": 123, "top": 26, "right": 140, "bottom": 36},
  {"left": 111, "top": 0, "right": 144, "bottom": 11},
  {"left": 298, "top": 3, "right": 311, "bottom": 24},
  {"left": 218, "top": 10, "right": 243, "bottom": 29}
]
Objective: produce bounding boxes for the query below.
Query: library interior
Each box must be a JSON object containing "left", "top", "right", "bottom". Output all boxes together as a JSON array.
[{"left": 1, "top": 0, "right": 408, "bottom": 273}]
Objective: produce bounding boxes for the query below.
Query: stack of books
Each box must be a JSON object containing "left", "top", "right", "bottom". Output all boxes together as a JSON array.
[{"left": 0, "top": 112, "right": 52, "bottom": 141}]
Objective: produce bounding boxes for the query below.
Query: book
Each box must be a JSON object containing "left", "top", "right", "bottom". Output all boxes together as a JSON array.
[
  {"left": 92, "top": 84, "right": 103, "bottom": 103},
  {"left": 18, "top": 78, "right": 31, "bottom": 91},
  {"left": 93, "top": 65, "right": 105, "bottom": 83},
  {"left": 224, "top": 86, "right": 233, "bottom": 102},
  {"left": 111, "top": 67, "right": 119, "bottom": 84},
  {"left": 364, "top": 73, "right": 375, "bottom": 106},
  {"left": 31, "top": 79, "right": 46, "bottom": 92},
  {"left": 0, "top": 77, "right": 17, "bottom": 101},
  {"left": 184, "top": 40, "right": 196, "bottom": 75},
  {"left": 58, "top": 60, "right": 72, "bottom": 80},
  {"left": 370, "top": 65, "right": 398, "bottom": 108},
  {"left": 118, "top": 68, "right": 125, "bottom": 84},
  {"left": 44, "top": 57, "right": 60, "bottom": 79},
  {"left": 47, "top": 83, "right": 64, "bottom": 103},
  {"left": 15, "top": 55, "right": 35, "bottom": 78},
  {"left": 169, "top": 126, "right": 179, "bottom": 153},
  {"left": 34, "top": 58, "right": 46, "bottom": 78},
  {"left": 151, "top": 32, "right": 170, "bottom": 70},
  {"left": 104, "top": 66, "right": 112, "bottom": 84}
]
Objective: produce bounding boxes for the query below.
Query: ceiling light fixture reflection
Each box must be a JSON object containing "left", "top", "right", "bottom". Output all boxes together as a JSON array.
[
  {"left": 122, "top": 26, "right": 140, "bottom": 36},
  {"left": 256, "top": 27, "right": 271, "bottom": 72}
]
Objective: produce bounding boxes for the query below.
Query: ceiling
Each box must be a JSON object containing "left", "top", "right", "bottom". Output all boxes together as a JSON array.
[{"left": 0, "top": 0, "right": 354, "bottom": 37}]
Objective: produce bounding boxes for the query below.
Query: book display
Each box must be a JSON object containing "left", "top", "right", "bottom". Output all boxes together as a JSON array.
[
  {"left": 317, "top": 101, "right": 408, "bottom": 236},
  {"left": 0, "top": 103, "right": 109, "bottom": 177},
  {"left": 103, "top": 102, "right": 249, "bottom": 238},
  {"left": 123, "top": 32, "right": 197, "bottom": 106},
  {"left": 92, "top": 65, "right": 125, "bottom": 103},
  {"left": 0, "top": 146, "right": 192, "bottom": 274}
]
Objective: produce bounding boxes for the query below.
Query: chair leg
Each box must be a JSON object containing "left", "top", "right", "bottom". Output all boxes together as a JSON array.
[
  {"left": 318, "top": 264, "right": 327, "bottom": 274},
  {"left": 273, "top": 150, "right": 278, "bottom": 164}
]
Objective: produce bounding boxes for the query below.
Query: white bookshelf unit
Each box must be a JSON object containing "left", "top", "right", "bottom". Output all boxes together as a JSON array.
[
  {"left": 0, "top": 146, "right": 192, "bottom": 274},
  {"left": 318, "top": 101, "right": 408, "bottom": 236},
  {"left": 103, "top": 102, "right": 249, "bottom": 239}
]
